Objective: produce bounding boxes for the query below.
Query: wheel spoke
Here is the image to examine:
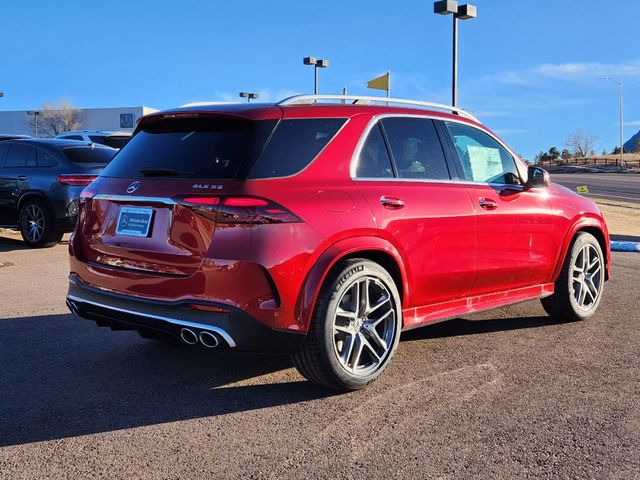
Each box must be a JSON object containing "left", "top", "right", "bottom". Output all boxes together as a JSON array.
[
  {"left": 334, "top": 324, "right": 353, "bottom": 335},
  {"left": 363, "top": 326, "right": 388, "bottom": 353},
  {"left": 336, "top": 306, "right": 358, "bottom": 320},
  {"left": 578, "top": 282, "right": 587, "bottom": 306},
  {"left": 366, "top": 296, "right": 390, "bottom": 316},
  {"left": 340, "top": 332, "right": 356, "bottom": 365},
  {"left": 360, "top": 334, "right": 382, "bottom": 361},
  {"left": 349, "top": 334, "right": 364, "bottom": 369},
  {"left": 367, "top": 308, "right": 393, "bottom": 328},
  {"left": 360, "top": 278, "right": 370, "bottom": 314}
]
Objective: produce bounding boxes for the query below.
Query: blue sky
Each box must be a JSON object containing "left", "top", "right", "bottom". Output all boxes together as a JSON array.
[{"left": 1, "top": 0, "right": 639, "bottom": 158}]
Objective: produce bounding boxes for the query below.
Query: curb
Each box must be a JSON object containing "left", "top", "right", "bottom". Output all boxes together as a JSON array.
[{"left": 610, "top": 241, "right": 640, "bottom": 252}]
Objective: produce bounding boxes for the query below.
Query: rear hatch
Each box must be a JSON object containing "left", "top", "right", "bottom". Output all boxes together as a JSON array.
[{"left": 76, "top": 112, "right": 280, "bottom": 276}]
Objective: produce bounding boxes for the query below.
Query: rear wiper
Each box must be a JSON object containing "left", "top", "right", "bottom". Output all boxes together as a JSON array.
[{"left": 138, "top": 167, "right": 195, "bottom": 177}]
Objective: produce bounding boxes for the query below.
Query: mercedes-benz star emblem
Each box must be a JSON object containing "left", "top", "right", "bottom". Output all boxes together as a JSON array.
[{"left": 126, "top": 181, "right": 140, "bottom": 194}]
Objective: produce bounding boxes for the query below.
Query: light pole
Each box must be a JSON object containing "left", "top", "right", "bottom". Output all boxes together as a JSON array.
[
  {"left": 603, "top": 76, "right": 624, "bottom": 168},
  {"left": 239, "top": 91, "right": 259, "bottom": 103},
  {"left": 303, "top": 57, "right": 329, "bottom": 95},
  {"left": 434, "top": 0, "right": 477, "bottom": 107},
  {"left": 27, "top": 110, "right": 41, "bottom": 138}
]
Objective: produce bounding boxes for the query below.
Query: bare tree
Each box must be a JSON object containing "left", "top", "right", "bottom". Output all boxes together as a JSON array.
[
  {"left": 25, "top": 99, "right": 82, "bottom": 137},
  {"left": 564, "top": 130, "right": 597, "bottom": 158}
]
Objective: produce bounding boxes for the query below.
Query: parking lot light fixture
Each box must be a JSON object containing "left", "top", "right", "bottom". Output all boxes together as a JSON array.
[
  {"left": 603, "top": 76, "right": 624, "bottom": 168},
  {"left": 303, "top": 56, "right": 330, "bottom": 94},
  {"left": 239, "top": 92, "right": 259, "bottom": 103},
  {"left": 434, "top": 1, "right": 477, "bottom": 107},
  {"left": 0, "top": 92, "right": 4, "bottom": 98}
]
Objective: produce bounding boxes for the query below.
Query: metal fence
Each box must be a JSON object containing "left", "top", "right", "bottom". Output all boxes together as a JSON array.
[{"left": 537, "top": 156, "right": 640, "bottom": 168}]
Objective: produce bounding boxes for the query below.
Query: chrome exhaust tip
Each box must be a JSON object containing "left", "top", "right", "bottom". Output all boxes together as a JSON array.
[
  {"left": 199, "top": 331, "right": 220, "bottom": 349},
  {"left": 66, "top": 299, "right": 79, "bottom": 316},
  {"left": 179, "top": 328, "right": 198, "bottom": 345}
]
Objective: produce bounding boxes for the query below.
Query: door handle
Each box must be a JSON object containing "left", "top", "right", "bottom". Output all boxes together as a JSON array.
[
  {"left": 17, "top": 176, "right": 28, "bottom": 182},
  {"left": 380, "top": 196, "right": 405, "bottom": 209},
  {"left": 479, "top": 198, "right": 498, "bottom": 210}
]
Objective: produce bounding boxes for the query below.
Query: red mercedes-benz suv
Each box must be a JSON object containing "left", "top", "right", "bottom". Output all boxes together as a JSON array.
[{"left": 67, "top": 95, "right": 610, "bottom": 390}]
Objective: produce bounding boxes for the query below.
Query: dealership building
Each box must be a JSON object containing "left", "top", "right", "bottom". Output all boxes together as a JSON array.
[{"left": 0, "top": 106, "right": 158, "bottom": 137}]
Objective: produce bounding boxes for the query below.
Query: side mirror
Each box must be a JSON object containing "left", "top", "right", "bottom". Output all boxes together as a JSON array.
[{"left": 524, "top": 166, "right": 550, "bottom": 190}]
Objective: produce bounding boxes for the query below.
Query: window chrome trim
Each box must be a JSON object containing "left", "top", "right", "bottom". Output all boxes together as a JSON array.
[
  {"left": 93, "top": 194, "right": 177, "bottom": 205},
  {"left": 350, "top": 113, "right": 526, "bottom": 186},
  {"left": 67, "top": 294, "right": 237, "bottom": 347}
]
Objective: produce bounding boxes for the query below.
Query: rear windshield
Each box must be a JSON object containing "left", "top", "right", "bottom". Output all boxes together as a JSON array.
[
  {"left": 101, "top": 117, "right": 277, "bottom": 179},
  {"left": 103, "top": 136, "right": 130, "bottom": 149},
  {"left": 248, "top": 118, "right": 346, "bottom": 179},
  {"left": 63, "top": 146, "right": 117, "bottom": 164}
]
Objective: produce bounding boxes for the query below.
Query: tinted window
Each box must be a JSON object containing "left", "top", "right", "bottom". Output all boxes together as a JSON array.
[
  {"left": 248, "top": 118, "right": 346, "bottom": 179},
  {"left": 37, "top": 150, "right": 58, "bottom": 167},
  {"left": 381, "top": 118, "right": 449, "bottom": 180},
  {"left": 444, "top": 122, "right": 520, "bottom": 185},
  {"left": 88, "top": 135, "right": 108, "bottom": 145},
  {"left": 103, "top": 136, "right": 129, "bottom": 149},
  {"left": 0, "top": 144, "right": 8, "bottom": 166},
  {"left": 5, "top": 145, "right": 36, "bottom": 168},
  {"left": 62, "top": 135, "right": 84, "bottom": 141},
  {"left": 102, "top": 117, "right": 276, "bottom": 179},
  {"left": 356, "top": 123, "right": 394, "bottom": 178},
  {"left": 63, "top": 146, "right": 117, "bottom": 164}
]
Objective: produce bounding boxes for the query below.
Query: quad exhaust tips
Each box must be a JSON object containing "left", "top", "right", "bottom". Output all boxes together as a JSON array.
[
  {"left": 179, "top": 328, "right": 198, "bottom": 345},
  {"left": 199, "top": 331, "right": 220, "bottom": 348},
  {"left": 180, "top": 328, "right": 221, "bottom": 348}
]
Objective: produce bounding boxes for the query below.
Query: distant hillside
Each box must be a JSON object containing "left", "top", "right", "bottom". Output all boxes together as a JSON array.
[{"left": 624, "top": 130, "right": 640, "bottom": 152}]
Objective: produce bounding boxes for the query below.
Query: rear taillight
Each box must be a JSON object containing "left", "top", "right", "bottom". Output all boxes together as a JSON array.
[
  {"left": 56, "top": 174, "right": 98, "bottom": 186},
  {"left": 175, "top": 196, "right": 301, "bottom": 224}
]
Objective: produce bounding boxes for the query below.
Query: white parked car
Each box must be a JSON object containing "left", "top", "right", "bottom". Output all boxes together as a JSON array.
[{"left": 56, "top": 130, "right": 131, "bottom": 149}]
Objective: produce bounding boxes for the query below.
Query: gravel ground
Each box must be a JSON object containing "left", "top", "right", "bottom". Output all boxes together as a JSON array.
[{"left": 0, "top": 234, "right": 639, "bottom": 479}]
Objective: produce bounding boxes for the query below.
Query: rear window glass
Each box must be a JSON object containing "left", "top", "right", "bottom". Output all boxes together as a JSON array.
[
  {"left": 63, "top": 146, "right": 117, "bottom": 164},
  {"left": 101, "top": 117, "right": 277, "bottom": 179},
  {"left": 248, "top": 118, "right": 346, "bottom": 179},
  {"left": 88, "top": 135, "right": 108, "bottom": 145},
  {"left": 103, "top": 136, "right": 129, "bottom": 149}
]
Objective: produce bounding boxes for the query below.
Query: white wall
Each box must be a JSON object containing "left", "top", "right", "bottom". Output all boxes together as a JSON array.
[{"left": 0, "top": 106, "right": 159, "bottom": 137}]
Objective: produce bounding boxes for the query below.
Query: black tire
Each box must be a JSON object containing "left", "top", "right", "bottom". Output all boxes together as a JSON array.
[
  {"left": 19, "top": 198, "right": 63, "bottom": 248},
  {"left": 542, "top": 232, "right": 605, "bottom": 322},
  {"left": 292, "top": 258, "right": 402, "bottom": 391}
]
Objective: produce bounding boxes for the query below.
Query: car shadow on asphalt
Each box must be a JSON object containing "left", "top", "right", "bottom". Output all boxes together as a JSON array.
[
  {"left": 0, "top": 313, "right": 333, "bottom": 448},
  {"left": 400, "top": 315, "right": 567, "bottom": 342},
  {"left": 0, "top": 234, "right": 69, "bottom": 253},
  {"left": 1, "top": 312, "right": 569, "bottom": 447}
]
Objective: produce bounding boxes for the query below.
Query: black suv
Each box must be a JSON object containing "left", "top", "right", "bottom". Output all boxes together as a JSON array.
[{"left": 0, "top": 139, "right": 117, "bottom": 247}]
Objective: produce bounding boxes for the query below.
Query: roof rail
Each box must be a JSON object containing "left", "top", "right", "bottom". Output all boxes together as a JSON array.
[{"left": 278, "top": 95, "right": 479, "bottom": 122}]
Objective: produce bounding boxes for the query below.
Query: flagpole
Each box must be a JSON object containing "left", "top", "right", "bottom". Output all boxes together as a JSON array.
[{"left": 387, "top": 70, "right": 391, "bottom": 98}]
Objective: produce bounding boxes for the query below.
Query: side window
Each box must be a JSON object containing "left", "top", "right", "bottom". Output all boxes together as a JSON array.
[
  {"left": 5, "top": 145, "right": 36, "bottom": 168},
  {"left": 248, "top": 118, "right": 345, "bottom": 179},
  {"left": 355, "top": 123, "right": 394, "bottom": 178},
  {"left": 0, "top": 144, "right": 8, "bottom": 167},
  {"left": 62, "top": 135, "right": 83, "bottom": 141},
  {"left": 444, "top": 122, "right": 520, "bottom": 185},
  {"left": 381, "top": 117, "right": 450, "bottom": 180},
  {"left": 37, "top": 150, "right": 58, "bottom": 167}
]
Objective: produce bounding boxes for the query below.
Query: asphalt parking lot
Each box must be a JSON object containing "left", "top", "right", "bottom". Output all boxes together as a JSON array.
[{"left": 1, "top": 232, "right": 639, "bottom": 479}]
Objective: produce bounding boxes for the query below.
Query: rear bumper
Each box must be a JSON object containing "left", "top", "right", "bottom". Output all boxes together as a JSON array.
[{"left": 66, "top": 277, "right": 305, "bottom": 353}]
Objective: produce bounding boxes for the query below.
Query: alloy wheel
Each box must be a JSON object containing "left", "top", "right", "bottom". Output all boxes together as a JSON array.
[
  {"left": 21, "top": 204, "right": 46, "bottom": 243},
  {"left": 571, "top": 243, "right": 603, "bottom": 310},
  {"left": 332, "top": 276, "right": 396, "bottom": 376}
]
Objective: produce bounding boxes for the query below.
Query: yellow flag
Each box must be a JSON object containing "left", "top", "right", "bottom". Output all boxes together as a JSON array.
[{"left": 367, "top": 72, "right": 390, "bottom": 91}]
